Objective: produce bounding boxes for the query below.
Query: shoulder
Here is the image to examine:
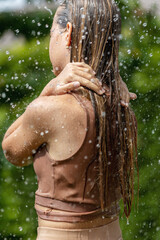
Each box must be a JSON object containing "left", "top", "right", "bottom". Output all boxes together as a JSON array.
[
  {"left": 25, "top": 94, "right": 86, "bottom": 117},
  {"left": 24, "top": 94, "right": 87, "bottom": 132}
]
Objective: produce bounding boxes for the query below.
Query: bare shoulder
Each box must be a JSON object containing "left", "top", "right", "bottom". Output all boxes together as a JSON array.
[
  {"left": 26, "top": 94, "right": 86, "bottom": 118},
  {"left": 25, "top": 94, "right": 88, "bottom": 160},
  {"left": 24, "top": 94, "right": 87, "bottom": 134}
]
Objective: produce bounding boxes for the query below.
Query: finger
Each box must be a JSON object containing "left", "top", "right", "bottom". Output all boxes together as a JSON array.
[
  {"left": 129, "top": 92, "right": 137, "bottom": 100},
  {"left": 72, "top": 66, "right": 96, "bottom": 78},
  {"left": 72, "top": 62, "right": 96, "bottom": 75},
  {"left": 101, "top": 84, "right": 110, "bottom": 96},
  {"left": 72, "top": 70, "right": 102, "bottom": 88},
  {"left": 75, "top": 76, "right": 105, "bottom": 95},
  {"left": 56, "top": 82, "right": 80, "bottom": 95},
  {"left": 120, "top": 90, "right": 130, "bottom": 105},
  {"left": 121, "top": 100, "right": 129, "bottom": 108}
]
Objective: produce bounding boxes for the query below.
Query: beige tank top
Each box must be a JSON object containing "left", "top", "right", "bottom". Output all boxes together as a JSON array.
[{"left": 33, "top": 93, "right": 121, "bottom": 223}]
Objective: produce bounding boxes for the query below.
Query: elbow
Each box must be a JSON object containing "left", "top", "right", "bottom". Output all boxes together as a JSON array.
[{"left": 2, "top": 141, "right": 32, "bottom": 167}]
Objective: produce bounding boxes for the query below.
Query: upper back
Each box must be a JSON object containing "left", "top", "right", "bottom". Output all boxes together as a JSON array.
[{"left": 44, "top": 92, "right": 97, "bottom": 161}]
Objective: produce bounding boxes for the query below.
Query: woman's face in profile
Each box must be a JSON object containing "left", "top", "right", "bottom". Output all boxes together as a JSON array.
[{"left": 49, "top": 6, "right": 71, "bottom": 76}]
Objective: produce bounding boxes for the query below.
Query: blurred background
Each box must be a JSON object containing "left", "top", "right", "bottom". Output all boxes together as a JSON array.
[{"left": 0, "top": 0, "right": 160, "bottom": 239}]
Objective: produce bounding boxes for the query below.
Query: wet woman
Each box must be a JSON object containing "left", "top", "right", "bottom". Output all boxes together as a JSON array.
[{"left": 2, "top": 0, "right": 138, "bottom": 239}]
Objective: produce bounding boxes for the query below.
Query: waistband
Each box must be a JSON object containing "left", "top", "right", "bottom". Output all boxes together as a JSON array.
[
  {"left": 35, "top": 195, "right": 120, "bottom": 223},
  {"left": 38, "top": 211, "right": 119, "bottom": 229},
  {"left": 35, "top": 194, "right": 100, "bottom": 213}
]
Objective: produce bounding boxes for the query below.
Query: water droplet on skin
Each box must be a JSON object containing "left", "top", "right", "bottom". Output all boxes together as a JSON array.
[
  {"left": 54, "top": 139, "right": 58, "bottom": 143},
  {"left": 89, "top": 140, "right": 92, "bottom": 144},
  {"left": 32, "top": 149, "right": 36, "bottom": 154},
  {"left": 62, "top": 126, "right": 64, "bottom": 129},
  {"left": 40, "top": 132, "right": 44, "bottom": 136},
  {"left": 45, "top": 130, "right": 49, "bottom": 134}
]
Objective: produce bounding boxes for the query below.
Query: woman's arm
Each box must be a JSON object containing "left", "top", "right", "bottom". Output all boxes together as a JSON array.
[
  {"left": 3, "top": 114, "right": 24, "bottom": 140},
  {"left": 40, "top": 62, "right": 105, "bottom": 96},
  {"left": 2, "top": 98, "right": 54, "bottom": 167},
  {"left": 40, "top": 62, "right": 137, "bottom": 106}
]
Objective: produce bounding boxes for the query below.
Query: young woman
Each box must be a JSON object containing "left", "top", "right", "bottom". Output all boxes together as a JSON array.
[{"left": 2, "top": 0, "right": 138, "bottom": 239}]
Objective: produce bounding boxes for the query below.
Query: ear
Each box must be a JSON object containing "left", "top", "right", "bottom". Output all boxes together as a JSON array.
[{"left": 65, "top": 22, "right": 72, "bottom": 47}]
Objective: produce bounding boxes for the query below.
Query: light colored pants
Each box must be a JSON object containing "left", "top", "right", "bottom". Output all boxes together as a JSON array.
[{"left": 37, "top": 218, "right": 123, "bottom": 240}]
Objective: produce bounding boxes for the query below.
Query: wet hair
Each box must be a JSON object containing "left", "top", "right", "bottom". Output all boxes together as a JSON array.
[{"left": 55, "top": 0, "right": 138, "bottom": 218}]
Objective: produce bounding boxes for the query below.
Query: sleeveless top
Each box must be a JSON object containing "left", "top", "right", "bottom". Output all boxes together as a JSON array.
[{"left": 33, "top": 93, "right": 121, "bottom": 223}]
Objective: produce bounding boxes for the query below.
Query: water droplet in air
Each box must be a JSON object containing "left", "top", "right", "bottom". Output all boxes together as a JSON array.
[
  {"left": 37, "top": 40, "right": 40, "bottom": 45},
  {"left": 19, "top": 226, "right": 23, "bottom": 231},
  {"left": 2, "top": 93, "right": 6, "bottom": 98}
]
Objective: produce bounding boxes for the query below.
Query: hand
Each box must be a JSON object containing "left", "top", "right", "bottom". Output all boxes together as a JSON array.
[
  {"left": 40, "top": 62, "right": 106, "bottom": 97},
  {"left": 119, "top": 78, "right": 137, "bottom": 107}
]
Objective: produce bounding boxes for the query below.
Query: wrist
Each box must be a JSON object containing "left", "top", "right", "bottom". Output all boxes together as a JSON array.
[{"left": 40, "top": 77, "right": 58, "bottom": 97}]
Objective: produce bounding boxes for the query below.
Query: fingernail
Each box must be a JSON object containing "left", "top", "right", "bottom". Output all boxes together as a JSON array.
[
  {"left": 74, "top": 82, "right": 80, "bottom": 87},
  {"left": 99, "top": 89, "right": 105, "bottom": 94}
]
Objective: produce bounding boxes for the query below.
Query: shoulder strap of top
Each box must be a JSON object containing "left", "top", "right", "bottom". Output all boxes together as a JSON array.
[{"left": 70, "top": 92, "right": 90, "bottom": 130}]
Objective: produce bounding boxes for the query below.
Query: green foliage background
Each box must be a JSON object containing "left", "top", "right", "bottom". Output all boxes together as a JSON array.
[{"left": 0, "top": 0, "right": 160, "bottom": 239}]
